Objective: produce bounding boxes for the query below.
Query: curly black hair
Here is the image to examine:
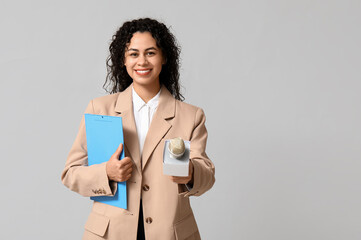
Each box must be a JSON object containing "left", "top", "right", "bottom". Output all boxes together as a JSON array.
[{"left": 103, "top": 18, "right": 184, "bottom": 101}]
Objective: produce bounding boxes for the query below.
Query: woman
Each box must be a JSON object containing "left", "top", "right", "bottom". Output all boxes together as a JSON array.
[{"left": 61, "top": 18, "right": 215, "bottom": 240}]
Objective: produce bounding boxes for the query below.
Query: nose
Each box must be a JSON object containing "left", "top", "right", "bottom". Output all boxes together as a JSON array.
[{"left": 137, "top": 54, "right": 148, "bottom": 66}]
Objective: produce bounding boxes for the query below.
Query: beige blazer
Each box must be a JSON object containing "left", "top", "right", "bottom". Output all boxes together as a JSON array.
[{"left": 61, "top": 84, "right": 215, "bottom": 240}]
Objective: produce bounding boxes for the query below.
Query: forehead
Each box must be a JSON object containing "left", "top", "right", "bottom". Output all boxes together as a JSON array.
[{"left": 127, "top": 32, "right": 158, "bottom": 49}]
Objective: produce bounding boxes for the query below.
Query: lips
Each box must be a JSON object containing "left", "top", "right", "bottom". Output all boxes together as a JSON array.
[{"left": 135, "top": 69, "right": 152, "bottom": 76}]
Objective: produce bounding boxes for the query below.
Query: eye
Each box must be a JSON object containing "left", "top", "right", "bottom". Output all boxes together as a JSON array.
[
  {"left": 146, "top": 52, "right": 155, "bottom": 56},
  {"left": 129, "top": 52, "right": 138, "bottom": 57}
]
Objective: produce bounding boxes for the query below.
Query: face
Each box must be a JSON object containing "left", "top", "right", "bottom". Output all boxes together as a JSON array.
[{"left": 124, "top": 32, "right": 165, "bottom": 89}]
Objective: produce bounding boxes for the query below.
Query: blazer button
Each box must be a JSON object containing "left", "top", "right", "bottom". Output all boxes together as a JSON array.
[
  {"left": 142, "top": 185, "right": 150, "bottom": 191},
  {"left": 145, "top": 217, "right": 153, "bottom": 224}
]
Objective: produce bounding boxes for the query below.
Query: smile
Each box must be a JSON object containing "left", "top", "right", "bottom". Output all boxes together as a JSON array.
[{"left": 135, "top": 69, "right": 152, "bottom": 76}]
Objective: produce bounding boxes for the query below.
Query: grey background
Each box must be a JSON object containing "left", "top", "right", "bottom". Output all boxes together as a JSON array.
[{"left": 1, "top": 0, "right": 360, "bottom": 239}]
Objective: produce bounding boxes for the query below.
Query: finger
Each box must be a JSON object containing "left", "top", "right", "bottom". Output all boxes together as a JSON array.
[
  {"left": 125, "top": 167, "right": 133, "bottom": 174},
  {"left": 124, "top": 174, "right": 132, "bottom": 181},
  {"left": 117, "top": 173, "right": 132, "bottom": 182},
  {"left": 170, "top": 176, "right": 181, "bottom": 183},
  {"left": 171, "top": 176, "right": 190, "bottom": 184},
  {"left": 119, "top": 160, "right": 133, "bottom": 169},
  {"left": 123, "top": 168, "right": 133, "bottom": 177},
  {"left": 120, "top": 157, "right": 132, "bottom": 164},
  {"left": 168, "top": 176, "right": 175, "bottom": 181},
  {"left": 113, "top": 143, "right": 123, "bottom": 159},
  {"left": 118, "top": 165, "right": 132, "bottom": 175},
  {"left": 171, "top": 176, "right": 185, "bottom": 180}
]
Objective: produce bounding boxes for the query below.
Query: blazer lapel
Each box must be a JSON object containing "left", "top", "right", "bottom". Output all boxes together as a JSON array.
[
  {"left": 114, "top": 85, "right": 142, "bottom": 175},
  {"left": 142, "top": 85, "right": 175, "bottom": 170}
]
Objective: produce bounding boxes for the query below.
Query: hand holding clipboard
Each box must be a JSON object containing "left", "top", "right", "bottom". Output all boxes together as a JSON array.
[{"left": 106, "top": 143, "right": 133, "bottom": 183}]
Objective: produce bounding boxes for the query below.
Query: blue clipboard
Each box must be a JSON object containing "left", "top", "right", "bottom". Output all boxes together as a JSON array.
[{"left": 84, "top": 114, "right": 127, "bottom": 209}]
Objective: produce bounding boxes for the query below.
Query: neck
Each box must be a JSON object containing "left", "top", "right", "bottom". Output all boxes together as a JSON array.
[{"left": 133, "top": 81, "right": 161, "bottom": 103}]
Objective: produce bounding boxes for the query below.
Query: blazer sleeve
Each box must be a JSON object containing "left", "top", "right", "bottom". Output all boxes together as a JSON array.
[
  {"left": 61, "top": 100, "right": 117, "bottom": 197},
  {"left": 180, "top": 108, "right": 215, "bottom": 197}
]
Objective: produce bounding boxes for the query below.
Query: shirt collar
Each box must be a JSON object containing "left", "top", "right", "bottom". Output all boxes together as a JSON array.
[{"left": 132, "top": 86, "right": 161, "bottom": 112}]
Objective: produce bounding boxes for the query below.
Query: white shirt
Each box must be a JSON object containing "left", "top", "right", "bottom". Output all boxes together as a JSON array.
[{"left": 132, "top": 87, "right": 161, "bottom": 155}]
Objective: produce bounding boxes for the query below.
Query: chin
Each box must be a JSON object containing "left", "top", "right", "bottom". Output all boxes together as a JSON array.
[{"left": 133, "top": 79, "right": 159, "bottom": 87}]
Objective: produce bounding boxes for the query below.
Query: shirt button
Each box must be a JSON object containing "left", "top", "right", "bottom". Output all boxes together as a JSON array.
[
  {"left": 145, "top": 217, "right": 153, "bottom": 224},
  {"left": 142, "top": 185, "right": 150, "bottom": 191}
]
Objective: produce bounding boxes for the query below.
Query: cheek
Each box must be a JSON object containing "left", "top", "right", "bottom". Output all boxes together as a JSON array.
[
  {"left": 124, "top": 56, "right": 131, "bottom": 67},
  {"left": 155, "top": 59, "right": 164, "bottom": 70},
  {"left": 124, "top": 64, "right": 133, "bottom": 76}
]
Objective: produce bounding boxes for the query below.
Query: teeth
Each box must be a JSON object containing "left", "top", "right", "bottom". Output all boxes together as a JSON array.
[{"left": 137, "top": 70, "right": 150, "bottom": 73}]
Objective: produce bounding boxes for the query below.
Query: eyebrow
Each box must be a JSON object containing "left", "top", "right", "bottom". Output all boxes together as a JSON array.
[{"left": 127, "top": 47, "right": 158, "bottom": 52}]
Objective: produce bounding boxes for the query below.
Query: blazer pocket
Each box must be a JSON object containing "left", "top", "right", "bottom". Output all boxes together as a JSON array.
[
  {"left": 174, "top": 213, "right": 198, "bottom": 240},
  {"left": 84, "top": 211, "right": 110, "bottom": 237}
]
